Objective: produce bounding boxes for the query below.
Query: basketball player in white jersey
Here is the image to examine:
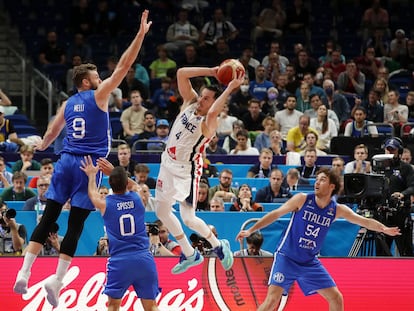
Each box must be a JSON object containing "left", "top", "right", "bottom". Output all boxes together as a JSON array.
[{"left": 155, "top": 67, "right": 244, "bottom": 274}]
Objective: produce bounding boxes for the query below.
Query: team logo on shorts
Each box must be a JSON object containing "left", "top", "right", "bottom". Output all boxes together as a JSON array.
[{"left": 273, "top": 272, "right": 285, "bottom": 283}]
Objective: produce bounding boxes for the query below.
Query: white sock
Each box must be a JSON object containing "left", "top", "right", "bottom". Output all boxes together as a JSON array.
[
  {"left": 21, "top": 252, "right": 37, "bottom": 274},
  {"left": 55, "top": 258, "right": 71, "bottom": 281}
]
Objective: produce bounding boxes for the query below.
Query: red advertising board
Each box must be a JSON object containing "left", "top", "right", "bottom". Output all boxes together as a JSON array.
[{"left": 1, "top": 257, "right": 414, "bottom": 310}]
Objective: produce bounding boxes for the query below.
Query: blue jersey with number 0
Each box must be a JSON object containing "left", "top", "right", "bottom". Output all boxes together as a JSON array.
[
  {"left": 103, "top": 191, "right": 149, "bottom": 256},
  {"left": 62, "top": 90, "right": 111, "bottom": 157}
]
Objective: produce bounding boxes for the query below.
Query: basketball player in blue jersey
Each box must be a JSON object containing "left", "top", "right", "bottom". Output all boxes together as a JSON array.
[
  {"left": 155, "top": 67, "right": 244, "bottom": 274},
  {"left": 236, "top": 168, "right": 401, "bottom": 311},
  {"left": 13, "top": 10, "right": 152, "bottom": 307},
  {"left": 81, "top": 156, "right": 160, "bottom": 311}
]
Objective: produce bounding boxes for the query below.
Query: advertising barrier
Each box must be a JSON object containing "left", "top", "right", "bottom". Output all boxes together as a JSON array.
[{"left": 2, "top": 257, "right": 414, "bottom": 310}]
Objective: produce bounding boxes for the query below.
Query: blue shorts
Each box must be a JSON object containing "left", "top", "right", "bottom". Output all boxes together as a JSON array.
[
  {"left": 46, "top": 153, "right": 102, "bottom": 210},
  {"left": 268, "top": 252, "right": 336, "bottom": 296},
  {"left": 104, "top": 251, "right": 160, "bottom": 300}
]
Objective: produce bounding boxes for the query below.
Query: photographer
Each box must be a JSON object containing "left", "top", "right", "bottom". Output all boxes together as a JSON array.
[
  {"left": 380, "top": 138, "right": 414, "bottom": 256},
  {"left": 40, "top": 222, "right": 62, "bottom": 256},
  {"left": 95, "top": 236, "right": 109, "bottom": 256},
  {"left": 148, "top": 220, "right": 181, "bottom": 256},
  {"left": 0, "top": 203, "right": 26, "bottom": 255}
]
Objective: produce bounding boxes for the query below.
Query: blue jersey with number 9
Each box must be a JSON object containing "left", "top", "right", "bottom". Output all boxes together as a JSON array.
[{"left": 62, "top": 90, "right": 111, "bottom": 157}]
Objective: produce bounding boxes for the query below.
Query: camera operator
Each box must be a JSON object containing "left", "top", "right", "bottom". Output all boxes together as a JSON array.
[
  {"left": 40, "top": 222, "right": 62, "bottom": 256},
  {"left": 0, "top": 203, "right": 26, "bottom": 255},
  {"left": 380, "top": 138, "right": 414, "bottom": 256},
  {"left": 148, "top": 220, "right": 181, "bottom": 256}
]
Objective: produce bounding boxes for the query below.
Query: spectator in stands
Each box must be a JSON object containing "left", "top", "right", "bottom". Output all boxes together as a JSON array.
[
  {"left": 383, "top": 90, "right": 408, "bottom": 126},
  {"left": 282, "top": 168, "right": 310, "bottom": 191},
  {"left": 12, "top": 145, "right": 41, "bottom": 173},
  {"left": 206, "top": 133, "right": 227, "bottom": 155},
  {"left": 94, "top": 236, "right": 109, "bottom": 256},
  {"left": 151, "top": 77, "right": 175, "bottom": 119},
  {"left": 241, "top": 99, "right": 266, "bottom": 132},
  {"left": 323, "top": 49, "right": 346, "bottom": 83},
  {"left": 198, "top": 7, "right": 239, "bottom": 57},
  {"left": 263, "top": 86, "right": 279, "bottom": 116},
  {"left": 222, "top": 120, "right": 252, "bottom": 153},
  {"left": 147, "top": 119, "right": 169, "bottom": 151},
  {"left": 94, "top": 0, "right": 119, "bottom": 37},
  {"left": 40, "top": 221, "right": 62, "bottom": 256},
  {"left": 119, "top": 67, "right": 149, "bottom": 102},
  {"left": 401, "top": 148, "right": 414, "bottom": 169},
  {"left": 401, "top": 39, "right": 414, "bottom": 71},
  {"left": 299, "top": 73, "right": 325, "bottom": 99},
  {"left": 264, "top": 53, "right": 284, "bottom": 84},
  {"left": 201, "top": 150, "right": 218, "bottom": 180},
  {"left": 98, "top": 185, "right": 109, "bottom": 199},
  {"left": 65, "top": 54, "right": 83, "bottom": 95},
  {"left": 0, "top": 88, "right": 12, "bottom": 106},
  {"left": 344, "top": 106, "right": 378, "bottom": 137},
  {"left": 0, "top": 106, "right": 25, "bottom": 152},
  {"left": 140, "top": 184, "right": 157, "bottom": 212},
  {"left": 254, "top": 116, "right": 278, "bottom": 152},
  {"left": 406, "top": 91, "right": 414, "bottom": 120},
  {"left": 361, "top": 0, "right": 390, "bottom": 42},
  {"left": 134, "top": 163, "right": 156, "bottom": 189},
  {"left": 177, "top": 43, "right": 204, "bottom": 68},
  {"left": 249, "top": 65, "right": 275, "bottom": 103},
  {"left": 208, "top": 169, "right": 238, "bottom": 203},
  {"left": 0, "top": 156, "right": 12, "bottom": 188},
  {"left": 196, "top": 182, "right": 210, "bottom": 211},
  {"left": 247, "top": 148, "right": 277, "bottom": 178},
  {"left": 209, "top": 197, "right": 225, "bottom": 212},
  {"left": 364, "top": 28, "right": 390, "bottom": 58},
  {"left": 318, "top": 40, "right": 345, "bottom": 66},
  {"left": 133, "top": 111, "right": 157, "bottom": 151},
  {"left": 296, "top": 81, "right": 311, "bottom": 113},
  {"left": 208, "top": 37, "right": 233, "bottom": 68},
  {"left": 262, "top": 41, "right": 289, "bottom": 69},
  {"left": 0, "top": 171, "right": 36, "bottom": 201},
  {"left": 286, "top": 114, "right": 317, "bottom": 153},
  {"left": 360, "top": 89, "right": 384, "bottom": 123},
  {"left": 390, "top": 29, "right": 409, "bottom": 63},
  {"left": 24, "top": 175, "right": 50, "bottom": 212},
  {"left": 337, "top": 60, "right": 366, "bottom": 97},
  {"left": 296, "top": 148, "right": 320, "bottom": 178},
  {"left": 255, "top": 168, "right": 291, "bottom": 203},
  {"left": 372, "top": 77, "right": 390, "bottom": 105},
  {"left": 28, "top": 158, "right": 54, "bottom": 188},
  {"left": 111, "top": 144, "right": 136, "bottom": 177},
  {"left": 251, "top": 0, "right": 285, "bottom": 45},
  {"left": 275, "top": 95, "right": 303, "bottom": 140},
  {"left": 331, "top": 157, "right": 345, "bottom": 176},
  {"left": 234, "top": 231, "right": 273, "bottom": 257},
  {"left": 230, "top": 129, "right": 259, "bottom": 155},
  {"left": 272, "top": 74, "right": 290, "bottom": 111},
  {"left": 310, "top": 104, "right": 337, "bottom": 152},
  {"left": 300, "top": 132, "right": 326, "bottom": 156},
  {"left": 149, "top": 45, "right": 177, "bottom": 80},
  {"left": 66, "top": 33, "right": 92, "bottom": 64},
  {"left": 305, "top": 94, "right": 340, "bottom": 130},
  {"left": 217, "top": 103, "right": 238, "bottom": 138},
  {"left": 285, "top": 64, "right": 301, "bottom": 94},
  {"left": 100, "top": 55, "right": 117, "bottom": 80},
  {"left": 293, "top": 50, "right": 317, "bottom": 80},
  {"left": 229, "top": 76, "right": 251, "bottom": 119},
  {"left": 38, "top": 31, "right": 66, "bottom": 67},
  {"left": 134, "top": 55, "right": 150, "bottom": 89},
  {"left": 70, "top": 0, "right": 94, "bottom": 37},
  {"left": 149, "top": 219, "right": 181, "bottom": 256},
  {"left": 120, "top": 89, "right": 147, "bottom": 146},
  {"left": 354, "top": 47, "right": 382, "bottom": 82},
  {"left": 321, "top": 79, "right": 350, "bottom": 126},
  {"left": 344, "top": 144, "right": 371, "bottom": 174},
  {"left": 269, "top": 129, "right": 285, "bottom": 155},
  {"left": 0, "top": 202, "right": 27, "bottom": 255},
  {"left": 164, "top": 8, "right": 199, "bottom": 57},
  {"left": 230, "top": 184, "right": 263, "bottom": 212}
]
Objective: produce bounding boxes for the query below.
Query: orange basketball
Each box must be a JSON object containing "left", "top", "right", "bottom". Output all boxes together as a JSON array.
[{"left": 217, "top": 59, "right": 245, "bottom": 86}]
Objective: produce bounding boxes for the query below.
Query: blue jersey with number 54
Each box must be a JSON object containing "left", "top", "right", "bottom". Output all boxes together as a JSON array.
[{"left": 62, "top": 90, "right": 111, "bottom": 157}]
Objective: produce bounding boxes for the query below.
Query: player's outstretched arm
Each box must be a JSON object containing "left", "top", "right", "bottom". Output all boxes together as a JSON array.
[
  {"left": 176, "top": 66, "right": 218, "bottom": 104},
  {"left": 36, "top": 101, "right": 67, "bottom": 151},
  {"left": 236, "top": 193, "right": 306, "bottom": 241},
  {"left": 336, "top": 204, "right": 401, "bottom": 236},
  {"left": 95, "top": 10, "right": 152, "bottom": 108},
  {"left": 80, "top": 156, "right": 106, "bottom": 213}
]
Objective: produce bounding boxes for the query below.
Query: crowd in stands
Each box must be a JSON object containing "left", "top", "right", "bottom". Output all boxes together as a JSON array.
[{"left": 1, "top": 0, "right": 414, "bottom": 256}]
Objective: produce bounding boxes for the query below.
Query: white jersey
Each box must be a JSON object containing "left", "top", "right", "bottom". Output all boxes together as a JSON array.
[{"left": 165, "top": 104, "right": 211, "bottom": 162}]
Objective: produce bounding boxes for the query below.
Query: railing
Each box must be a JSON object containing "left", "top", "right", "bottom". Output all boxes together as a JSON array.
[
  {"left": 30, "top": 68, "right": 53, "bottom": 121},
  {"left": 4, "top": 46, "right": 27, "bottom": 111}
]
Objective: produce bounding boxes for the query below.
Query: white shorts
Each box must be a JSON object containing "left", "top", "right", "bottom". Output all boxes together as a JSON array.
[{"left": 156, "top": 152, "right": 202, "bottom": 207}]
